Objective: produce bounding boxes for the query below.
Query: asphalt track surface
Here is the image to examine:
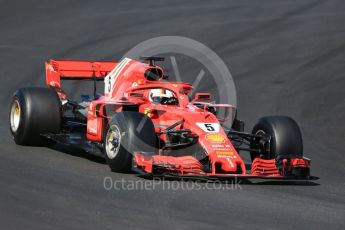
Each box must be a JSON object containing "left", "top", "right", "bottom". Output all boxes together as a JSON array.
[{"left": 0, "top": 0, "right": 345, "bottom": 229}]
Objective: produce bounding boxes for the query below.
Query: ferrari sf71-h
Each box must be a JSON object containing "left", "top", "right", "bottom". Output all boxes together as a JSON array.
[{"left": 9, "top": 57, "right": 311, "bottom": 180}]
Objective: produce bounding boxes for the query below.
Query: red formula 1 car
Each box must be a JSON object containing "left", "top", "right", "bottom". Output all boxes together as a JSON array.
[{"left": 9, "top": 57, "right": 311, "bottom": 180}]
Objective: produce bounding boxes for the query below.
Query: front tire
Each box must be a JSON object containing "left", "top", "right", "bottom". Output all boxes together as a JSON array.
[
  {"left": 250, "top": 116, "right": 303, "bottom": 161},
  {"left": 103, "top": 112, "right": 156, "bottom": 172},
  {"left": 9, "top": 87, "right": 62, "bottom": 145}
]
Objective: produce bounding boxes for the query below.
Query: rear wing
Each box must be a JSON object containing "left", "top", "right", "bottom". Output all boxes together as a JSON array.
[{"left": 45, "top": 59, "right": 118, "bottom": 90}]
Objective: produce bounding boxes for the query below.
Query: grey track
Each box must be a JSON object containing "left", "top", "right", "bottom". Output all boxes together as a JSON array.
[{"left": 0, "top": 0, "right": 344, "bottom": 229}]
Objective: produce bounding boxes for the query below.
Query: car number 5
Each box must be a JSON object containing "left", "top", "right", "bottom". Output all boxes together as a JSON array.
[{"left": 205, "top": 123, "right": 215, "bottom": 131}]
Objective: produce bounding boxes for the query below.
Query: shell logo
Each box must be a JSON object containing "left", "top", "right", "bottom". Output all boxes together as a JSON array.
[{"left": 206, "top": 134, "right": 225, "bottom": 143}]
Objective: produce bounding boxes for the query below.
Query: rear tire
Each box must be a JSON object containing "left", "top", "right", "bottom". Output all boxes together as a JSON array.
[
  {"left": 250, "top": 116, "right": 303, "bottom": 161},
  {"left": 103, "top": 112, "right": 156, "bottom": 173},
  {"left": 9, "top": 87, "right": 61, "bottom": 145}
]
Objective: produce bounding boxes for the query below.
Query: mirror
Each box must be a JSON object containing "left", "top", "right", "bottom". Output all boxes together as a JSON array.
[{"left": 194, "top": 93, "right": 211, "bottom": 101}]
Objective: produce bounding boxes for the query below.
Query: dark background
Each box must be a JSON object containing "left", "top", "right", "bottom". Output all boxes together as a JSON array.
[{"left": 0, "top": 0, "right": 344, "bottom": 229}]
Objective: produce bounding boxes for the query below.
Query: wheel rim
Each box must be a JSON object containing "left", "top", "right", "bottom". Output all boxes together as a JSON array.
[
  {"left": 10, "top": 99, "right": 21, "bottom": 133},
  {"left": 105, "top": 125, "right": 122, "bottom": 159}
]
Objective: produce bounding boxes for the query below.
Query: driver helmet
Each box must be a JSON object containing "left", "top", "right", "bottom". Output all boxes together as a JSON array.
[{"left": 150, "top": 89, "right": 174, "bottom": 104}]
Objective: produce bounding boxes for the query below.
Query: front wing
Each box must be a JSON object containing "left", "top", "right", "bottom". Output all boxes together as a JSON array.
[{"left": 133, "top": 153, "right": 312, "bottom": 180}]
